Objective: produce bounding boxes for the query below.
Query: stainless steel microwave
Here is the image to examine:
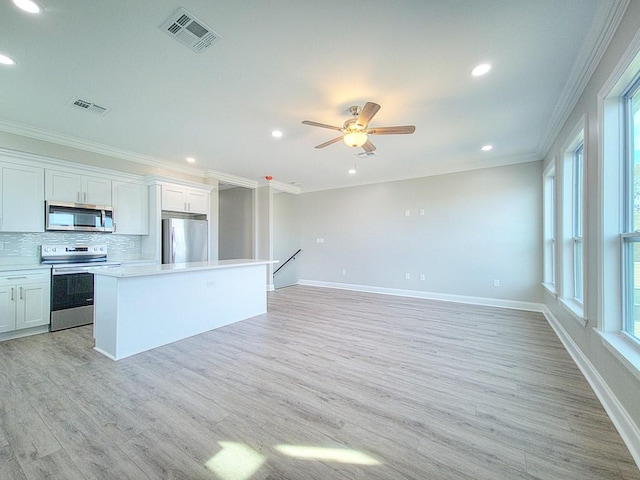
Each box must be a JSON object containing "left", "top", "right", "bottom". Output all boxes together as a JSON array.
[{"left": 45, "top": 201, "right": 114, "bottom": 232}]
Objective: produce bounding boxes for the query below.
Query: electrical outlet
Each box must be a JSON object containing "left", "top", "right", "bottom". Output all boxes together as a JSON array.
[
  {"left": 316, "top": 237, "right": 325, "bottom": 244},
  {"left": 129, "top": 241, "right": 135, "bottom": 248},
  {"left": 342, "top": 269, "right": 347, "bottom": 276},
  {"left": 419, "top": 209, "right": 425, "bottom": 216},
  {"left": 493, "top": 279, "right": 500, "bottom": 287}
]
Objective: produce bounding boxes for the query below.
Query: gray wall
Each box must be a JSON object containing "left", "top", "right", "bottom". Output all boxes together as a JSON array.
[
  {"left": 273, "top": 192, "right": 301, "bottom": 289},
  {"left": 218, "top": 186, "right": 253, "bottom": 260},
  {"left": 299, "top": 161, "right": 542, "bottom": 303}
]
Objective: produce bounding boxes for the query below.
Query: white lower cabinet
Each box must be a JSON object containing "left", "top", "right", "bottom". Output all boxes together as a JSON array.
[{"left": 0, "top": 270, "right": 50, "bottom": 333}]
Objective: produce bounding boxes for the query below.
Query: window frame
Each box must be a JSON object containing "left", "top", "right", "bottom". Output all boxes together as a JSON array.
[
  {"left": 559, "top": 119, "right": 586, "bottom": 323},
  {"left": 542, "top": 160, "right": 557, "bottom": 295}
]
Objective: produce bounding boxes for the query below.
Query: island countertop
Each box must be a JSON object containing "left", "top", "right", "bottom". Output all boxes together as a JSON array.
[{"left": 91, "top": 259, "right": 276, "bottom": 278}]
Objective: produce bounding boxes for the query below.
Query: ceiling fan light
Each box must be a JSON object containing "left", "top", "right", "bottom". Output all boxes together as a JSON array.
[{"left": 343, "top": 131, "right": 368, "bottom": 148}]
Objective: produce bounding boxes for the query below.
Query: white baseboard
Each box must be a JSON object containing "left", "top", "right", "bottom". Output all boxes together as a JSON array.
[
  {"left": 542, "top": 306, "right": 640, "bottom": 469},
  {"left": 297, "top": 279, "right": 544, "bottom": 312}
]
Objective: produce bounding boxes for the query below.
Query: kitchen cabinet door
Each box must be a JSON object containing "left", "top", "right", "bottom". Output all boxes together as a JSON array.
[
  {"left": 0, "top": 164, "right": 44, "bottom": 232},
  {"left": 0, "top": 285, "right": 15, "bottom": 333},
  {"left": 185, "top": 188, "right": 209, "bottom": 214},
  {"left": 83, "top": 175, "right": 112, "bottom": 205},
  {"left": 162, "top": 184, "right": 188, "bottom": 212},
  {"left": 112, "top": 181, "right": 149, "bottom": 235},
  {"left": 15, "top": 282, "right": 49, "bottom": 330},
  {"left": 46, "top": 170, "right": 112, "bottom": 205},
  {"left": 161, "top": 183, "right": 210, "bottom": 214}
]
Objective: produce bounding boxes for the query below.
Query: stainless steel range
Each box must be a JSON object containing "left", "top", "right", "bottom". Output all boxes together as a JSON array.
[{"left": 41, "top": 245, "right": 121, "bottom": 331}]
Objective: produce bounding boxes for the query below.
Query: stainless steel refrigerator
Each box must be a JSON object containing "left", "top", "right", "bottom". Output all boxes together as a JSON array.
[{"left": 162, "top": 218, "right": 208, "bottom": 264}]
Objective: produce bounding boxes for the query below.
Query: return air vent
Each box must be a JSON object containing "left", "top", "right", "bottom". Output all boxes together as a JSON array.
[
  {"left": 71, "top": 99, "right": 108, "bottom": 115},
  {"left": 160, "top": 7, "right": 222, "bottom": 53}
]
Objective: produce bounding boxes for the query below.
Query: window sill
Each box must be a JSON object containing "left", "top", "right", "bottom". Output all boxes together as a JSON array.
[
  {"left": 559, "top": 298, "right": 587, "bottom": 326},
  {"left": 597, "top": 330, "right": 640, "bottom": 383},
  {"left": 541, "top": 282, "right": 557, "bottom": 297}
]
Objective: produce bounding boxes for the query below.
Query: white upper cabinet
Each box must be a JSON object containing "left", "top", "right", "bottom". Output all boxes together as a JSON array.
[
  {"left": 161, "top": 183, "right": 209, "bottom": 214},
  {"left": 46, "top": 170, "right": 112, "bottom": 205},
  {"left": 112, "top": 181, "right": 149, "bottom": 235},
  {"left": 0, "top": 163, "right": 44, "bottom": 233}
]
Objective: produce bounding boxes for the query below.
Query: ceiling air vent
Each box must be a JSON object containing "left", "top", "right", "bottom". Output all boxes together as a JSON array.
[
  {"left": 160, "top": 8, "right": 222, "bottom": 53},
  {"left": 71, "top": 99, "right": 108, "bottom": 115}
]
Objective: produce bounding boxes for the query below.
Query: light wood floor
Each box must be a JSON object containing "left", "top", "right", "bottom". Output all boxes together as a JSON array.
[{"left": 1, "top": 285, "right": 638, "bottom": 479}]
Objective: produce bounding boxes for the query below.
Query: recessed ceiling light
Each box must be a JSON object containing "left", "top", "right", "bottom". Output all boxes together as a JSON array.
[
  {"left": 472, "top": 63, "right": 491, "bottom": 77},
  {"left": 348, "top": 167, "right": 357, "bottom": 175},
  {"left": 272, "top": 130, "right": 283, "bottom": 138},
  {"left": 481, "top": 145, "right": 493, "bottom": 151},
  {"left": 13, "top": 0, "right": 42, "bottom": 14},
  {"left": 0, "top": 54, "right": 15, "bottom": 65},
  {"left": 186, "top": 157, "right": 196, "bottom": 163}
]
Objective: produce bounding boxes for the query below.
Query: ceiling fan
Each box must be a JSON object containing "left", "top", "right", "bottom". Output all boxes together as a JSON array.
[{"left": 302, "top": 102, "right": 416, "bottom": 153}]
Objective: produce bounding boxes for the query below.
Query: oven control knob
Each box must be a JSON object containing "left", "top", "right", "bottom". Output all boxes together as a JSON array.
[
  {"left": 100, "top": 246, "right": 105, "bottom": 251},
  {"left": 52, "top": 247, "right": 57, "bottom": 252},
  {"left": 43, "top": 247, "right": 49, "bottom": 252},
  {"left": 93, "top": 247, "right": 98, "bottom": 251}
]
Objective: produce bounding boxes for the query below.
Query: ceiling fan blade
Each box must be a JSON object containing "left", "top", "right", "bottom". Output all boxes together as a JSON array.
[
  {"left": 362, "top": 139, "right": 377, "bottom": 153},
  {"left": 367, "top": 125, "right": 416, "bottom": 135},
  {"left": 302, "top": 120, "right": 343, "bottom": 131},
  {"left": 355, "top": 102, "right": 381, "bottom": 129},
  {"left": 314, "top": 136, "right": 343, "bottom": 149}
]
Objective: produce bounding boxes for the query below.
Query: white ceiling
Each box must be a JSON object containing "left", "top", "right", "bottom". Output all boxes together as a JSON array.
[{"left": 0, "top": 0, "right": 623, "bottom": 192}]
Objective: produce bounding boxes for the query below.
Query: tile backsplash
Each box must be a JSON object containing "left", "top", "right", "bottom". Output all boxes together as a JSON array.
[{"left": 0, "top": 232, "right": 142, "bottom": 260}]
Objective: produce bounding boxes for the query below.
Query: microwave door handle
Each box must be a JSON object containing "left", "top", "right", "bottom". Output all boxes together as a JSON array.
[{"left": 101, "top": 209, "right": 105, "bottom": 229}]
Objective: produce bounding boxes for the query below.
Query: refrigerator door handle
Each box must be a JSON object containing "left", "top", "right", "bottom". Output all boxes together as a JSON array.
[{"left": 171, "top": 226, "right": 176, "bottom": 263}]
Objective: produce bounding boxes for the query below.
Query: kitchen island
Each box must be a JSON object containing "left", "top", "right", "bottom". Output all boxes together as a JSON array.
[{"left": 92, "top": 259, "right": 275, "bottom": 360}]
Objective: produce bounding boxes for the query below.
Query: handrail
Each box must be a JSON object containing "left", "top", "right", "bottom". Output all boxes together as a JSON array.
[{"left": 273, "top": 248, "right": 301, "bottom": 276}]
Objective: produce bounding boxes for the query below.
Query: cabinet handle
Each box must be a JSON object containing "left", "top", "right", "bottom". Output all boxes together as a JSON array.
[
  {"left": 113, "top": 221, "right": 117, "bottom": 233},
  {"left": 184, "top": 202, "right": 187, "bottom": 211},
  {"left": 83, "top": 192, "right": 87, "bottom": 202},
  {"left": 19, "top": 286, "right": 23, "bottom": 300},
  {"left": 10, "top": 287, "right": 14, "bottom": 301},
  {"left": 188, "top": 202, "right": 191, "bottom": 211}
]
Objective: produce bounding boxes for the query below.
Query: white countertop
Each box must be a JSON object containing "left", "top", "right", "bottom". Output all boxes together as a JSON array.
[
  {"left": 91, "top": 259, "right": 276, "bottom": 278},
  {"left": 0, "top": 260, "right": 51, "bottom": 272}
]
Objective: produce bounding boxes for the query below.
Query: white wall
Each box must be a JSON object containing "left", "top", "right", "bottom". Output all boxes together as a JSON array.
[{"left": 299, "top": 161, "right": 542, "bottom": 303}]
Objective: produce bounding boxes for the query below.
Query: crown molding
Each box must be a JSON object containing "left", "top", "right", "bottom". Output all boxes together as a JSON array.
[
  {"left": 536, "top": 0, "right": 630, "bottom": 157},
  {"left": 0, "top": 119, "right": 207, "bottom": 178},
  {"left": 205, "top": 169, "right": 259, "bottom": 189}
]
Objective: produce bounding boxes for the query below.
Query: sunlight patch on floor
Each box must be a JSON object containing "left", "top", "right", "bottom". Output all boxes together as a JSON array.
[
  {"left": 205, "top": 442, "right": 265, "bottom": 480},
  {"left": 274, "top": 444, "right": 380, "bottom": 465}
]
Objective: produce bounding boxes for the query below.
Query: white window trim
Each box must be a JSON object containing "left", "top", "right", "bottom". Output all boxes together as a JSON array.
[
  {"left": 542, "top": 159, "right": 557, "bottom": 296},
  {"left": 559, "top": 117, "right": 586, "bottom": 322},
  {"left": 597, "top": 27, "right": 640, "bottom": 376}
]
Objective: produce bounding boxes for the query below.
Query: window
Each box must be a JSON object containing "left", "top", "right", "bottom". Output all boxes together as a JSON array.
[
  {"left": 560, "top": 122, "right": 585, "bottom": 321},
  {"left": 543, "top": 162, "right": 556, "bottom": 293},
  {"left": 573, "top": 144, "right": 584, "bottom": 303},
  {"left": 623, "top": 77, "right": 640, "bottom": 341}
]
